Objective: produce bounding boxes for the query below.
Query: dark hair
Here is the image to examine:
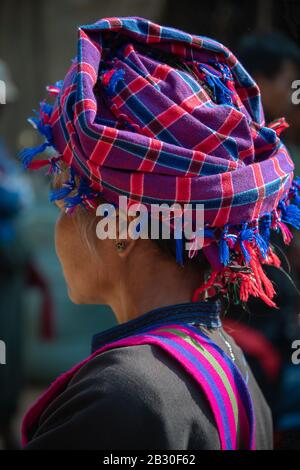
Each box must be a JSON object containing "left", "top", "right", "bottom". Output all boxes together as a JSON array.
[{"left": 236, "top": 31, "right": 300, "bottom": 79}]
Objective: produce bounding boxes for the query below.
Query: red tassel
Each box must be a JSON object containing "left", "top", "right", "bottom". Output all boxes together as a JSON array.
[
  {"left": 277, "top": 220, "right": 293, "bottom": 244},
  {"left": 192, "top": 229, "right": 283, "bottom": 307},
  {"left": 265, "top": 247, "right": 281, "bottom": 268},
  {"left": 192, "top": 271, "right": 219, "bottom": 302},
  {"left": 46, "top": 85, "right": 61, "bottom": 96},
  {"left": 248, "top": 244, "right": 277, "bottom": 306},
  {"left": 27, "top": 159, "right": 52, "bottom": 170},
  {"left": 101, "top": 69, "right": 115, "bottom": 86},
  {"left": 268, "top": 117, "right": 289, "bottom": 136}
]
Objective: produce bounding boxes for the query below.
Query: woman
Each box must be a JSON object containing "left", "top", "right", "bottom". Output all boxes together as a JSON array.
[{"left": 19, "top": 17, "right": 300, "bottom": 450}]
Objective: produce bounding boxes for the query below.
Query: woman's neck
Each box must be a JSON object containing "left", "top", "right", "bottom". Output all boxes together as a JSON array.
[{"left": 109, "top": 249, "right": 204, "bottom": 324}]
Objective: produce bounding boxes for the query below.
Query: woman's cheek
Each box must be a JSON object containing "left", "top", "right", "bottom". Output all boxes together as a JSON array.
[
  {"left": 54, "top": 211, "right": 69, "bottom": 264},
  {"left": 54, "top": 211, "right": 99, "bottom": 303},
  {"left": 54, "top": 213, "right": 79, "bottom": 283}
]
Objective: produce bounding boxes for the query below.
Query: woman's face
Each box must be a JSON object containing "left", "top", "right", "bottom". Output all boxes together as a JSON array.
[
  {"left": 54, "top": 205, "right": 121, "bottom": 305},
  {"left": 54, "top": 199, "right": 205, "bottom": 319}
]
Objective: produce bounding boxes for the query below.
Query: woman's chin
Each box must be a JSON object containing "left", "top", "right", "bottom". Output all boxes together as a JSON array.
[
  {"left": 67, "top": 287, "right": 102, "bottom": 304},
  {"left": 67, "top": 287, "right": 83, "bottom": 304}
]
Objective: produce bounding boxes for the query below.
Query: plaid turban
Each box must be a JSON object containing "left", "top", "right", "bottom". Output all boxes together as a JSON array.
[{"left": 20, "top": 16, "right": 300, "bottom": 307}]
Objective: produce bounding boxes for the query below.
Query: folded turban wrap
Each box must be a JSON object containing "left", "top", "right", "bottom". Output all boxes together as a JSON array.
[{"left": 20, "top": 16, "right": 300, "bottom": 307}]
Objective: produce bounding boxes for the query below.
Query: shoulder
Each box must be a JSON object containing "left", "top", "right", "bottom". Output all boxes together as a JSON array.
[
  {"left": 69, "top": 343, "right": 215, "bottom": 427},
  {"left": 68, "top": 344, "right": 173, "bottom": 418},
  {"left": 71, "top": 343, "right": 184, "bottom": 397},
  {"left": 25, "top": 343, "right": 219, "bottom": 449}
]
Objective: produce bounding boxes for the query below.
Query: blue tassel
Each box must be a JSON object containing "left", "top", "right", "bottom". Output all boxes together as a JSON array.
[
  {"left": 208, "top": 60, "right": 234, "bottom": 82},
  {"left": 19, "top": 101, "right": 54, "bottom": 168},
  {"left": 64, "top": 194, "right": 83, "bottom": 208},
  {"left": 49, "top": 167, "right": 76, "bottom": 203},
  {"left": 27, "top": 116, "right": 53, "bottom": 143},
  {"left": 259, "top": 214, "right": 271, "bottom": 246},
  {"left": 110, "top": 69, "right": 125, "bottom": 93},
  {"left": 64, "top": 176, "right": 99, "bottom": 210},
  {"left": 199, "top": 64, "right": 234, "bottom": 105},
  {"left": 19, "top": 142, "right": 51, "bottom": 168},
  {"left": 239, "top": 224, "right": 254, "bottom": 264},
  {"left": 20, "top": 99, "right": 54, "bottom": 166},
  {"left": 281, "top": 202, "right": 300, "bottom": 230},
  {"left": 293, "top": 194, "right": 300, "bottom": 208},
  {"left": 47, "top": 157, "right": 62, "bottom": 175},
  {"left": 219, "top": 225, "right": 230, "bottom": 266},
  {"left": 211, "top": 76, "right": 233, "bottom": 105},
  {"left": 175, "top": 237, "right": 184, "bottom": 266},
  {"left": 219, "top": 227, "right": 238, "bottom": 266},
  {"left": 289, "top": 178, "right": 300, "bottom": 208},
  {"left": 254, "top": 231, "right": 268, "bottom": 259},
  {"left": 103, "top": 69, "right": 125, "bottom": 96},
  {"left": 49, "top": 185, "right": 74, "bottom": 203},
  {"left": 55, "top": 80, "right": 63, "bottom": 90},
  {"left": 40, "top": 101, "right": 53, "bottom": 117}
]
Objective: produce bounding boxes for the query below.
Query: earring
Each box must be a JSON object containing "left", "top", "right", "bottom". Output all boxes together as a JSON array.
[{"left": 116, "top": 241, "right": 125, "bottom": 252}]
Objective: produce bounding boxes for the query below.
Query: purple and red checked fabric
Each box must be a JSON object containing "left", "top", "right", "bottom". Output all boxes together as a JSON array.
[{"left": 20, "top": 16, "right": 300, "bottom": 306}]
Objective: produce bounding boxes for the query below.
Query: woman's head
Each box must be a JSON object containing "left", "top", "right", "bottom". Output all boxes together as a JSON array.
[
  {"left": 52, "top": 166, "right": 209, "bottom": 310},
  {"left": 20, "top": 17, "right": 299, "bottom": 311}
]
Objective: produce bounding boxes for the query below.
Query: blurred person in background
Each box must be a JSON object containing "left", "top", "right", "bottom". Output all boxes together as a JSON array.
[
  {"left": 236, "top": 31, "right": 300, "bottom": 122},
  {"left": 221, "top": 33, "right": 300, "bottom": 449},
  {"left": 0, "top": 59, "right": 33, "bottom": 449},
  {"left": 236, "top": 32, "right": 300, "bottom": 191}
]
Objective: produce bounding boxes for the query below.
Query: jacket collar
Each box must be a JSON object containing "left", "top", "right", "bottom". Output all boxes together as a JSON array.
[{"left": 91, "top": 300, "right": 222, "bottom": 353}]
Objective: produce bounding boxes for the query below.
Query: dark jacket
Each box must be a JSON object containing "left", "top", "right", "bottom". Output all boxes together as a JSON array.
[{"left": 24, "top": 301, "right": 273, "bottom": 450}]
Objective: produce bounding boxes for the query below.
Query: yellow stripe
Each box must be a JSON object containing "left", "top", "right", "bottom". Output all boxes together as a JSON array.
[{"left": 155, "top": 326, "right": 239, "bottom": 428}]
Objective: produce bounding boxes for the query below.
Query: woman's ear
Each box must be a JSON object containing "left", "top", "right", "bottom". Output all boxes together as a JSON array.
[{"left": 114, "top": 211, "right": 139, "bottom": 258}]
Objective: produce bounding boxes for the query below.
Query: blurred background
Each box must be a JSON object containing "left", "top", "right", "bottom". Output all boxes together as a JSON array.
[{"left": 0, "top": 0, "right": 300, "bottom": 450}]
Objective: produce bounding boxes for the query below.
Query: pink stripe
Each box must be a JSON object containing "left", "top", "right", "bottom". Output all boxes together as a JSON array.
[
  {"left": 151, "top": 323, "right": 255, "bottom": 448},
  {"left": 149, "top": 329, "right": 238, "bottom": 447}
]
